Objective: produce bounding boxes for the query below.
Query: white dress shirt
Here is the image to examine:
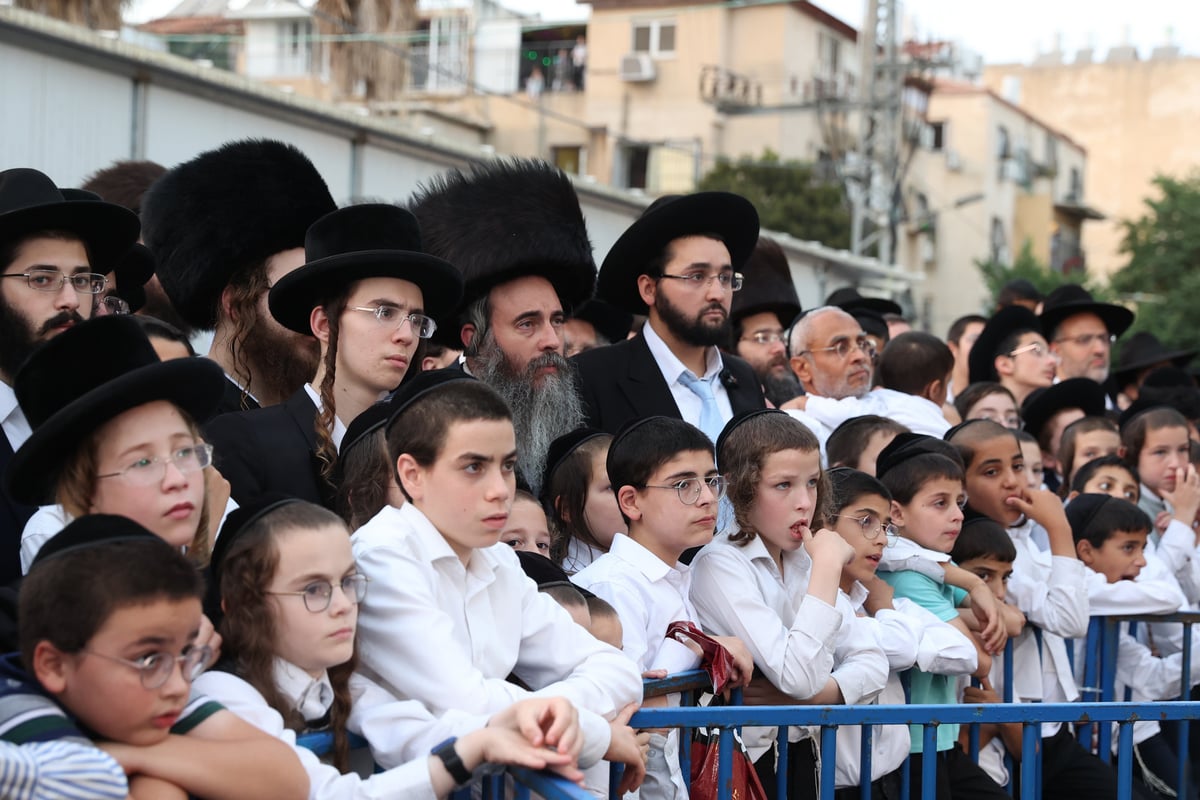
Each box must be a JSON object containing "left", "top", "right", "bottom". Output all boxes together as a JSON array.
[
  {"left": 351, "top": 503, "right": 638, "bottom": 765},
  {"left": 0, "top": 381, "right": 31, "bottom": 453},
  {"left": 562, "top": 538, "right": 605, "bottom": 575},
  {"left": 802, "top": 389, "right": 951, "bottom": 439},
  {"left": 303, "top": 383, "right": 348, "bottom": 451},
  {"left": 642, "top": 322, "right": 734, "bottom": 431}
]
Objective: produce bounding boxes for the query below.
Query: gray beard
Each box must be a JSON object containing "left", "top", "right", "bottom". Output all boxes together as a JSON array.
[{"left": 474, "top": 343, "right": 585, "bottom": 496}]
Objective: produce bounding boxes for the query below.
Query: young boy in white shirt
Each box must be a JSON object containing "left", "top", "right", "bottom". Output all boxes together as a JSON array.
[
  {"left": 350, "top": 372, "right": 646, "bottom": 794},
  {"left": 573, "top": 415, "right": 755, "bottom": 800},
  {"left": 1067, "top": 493, "right": 1200, "bottom": 800}
]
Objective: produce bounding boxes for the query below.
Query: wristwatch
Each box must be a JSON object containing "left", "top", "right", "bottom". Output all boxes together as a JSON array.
[{"left": 431, "top": 737, "right": 474, "bottom": 786}]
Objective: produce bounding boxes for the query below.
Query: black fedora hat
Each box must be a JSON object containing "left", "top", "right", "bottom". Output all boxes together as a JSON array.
[
  {"left": 5, "top": 315, "right": 226, "bottom": 505},
  {"left": 58, "top": 189, "right": 154, "bottom": 312},
  {"left": 825, "top": 287, "right": 902, "bottom": 317},
  {"left": 1039, "top": 284, "right": 1133, "bottom": 339},
  {"left": 1112, "top": 332, "right": 1197, "bottom": 389},
  {"left": 268, "top": 204, "right": 464, "bottom": 335},
  {"left": 571, "top": 299, "right": 634, "bottom": 345},
  {"left": 1020, "top": 378, "right": 1108, "bottom": 443},
  {"left": 596, "top": 192, "right": 759, "bottom": 314},
  {"left": 0, "top": 169, "right": 139, "bottom": 272},
  {"left": 968, "top": 306, "right": 1044, "bottom": 384},
  {"left": 730, "top": 236, "right": 801, "bottom": 327}
]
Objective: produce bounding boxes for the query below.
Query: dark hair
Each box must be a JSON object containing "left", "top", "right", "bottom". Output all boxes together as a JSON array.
[
  {"left": 954, "top": 382, "right": 1018, "bottom": 424},
  {"left": 996, "top": 328, "right": 1039, "bottom": 360},
  {"left": 1122, "top": 407, "right": 1190, "bottom": 467},
  {"left": 825, "top": 467, "right": 892, "bottom": 522},
  {"left": 996, "top": 279, "right": 1042, "bottom": 308},
  {"left": 546, "top": 434, "right": 613, "bottom": 564},
  {"left": 1071, "top": 455, "right": 1140, "bottom": 496},
  {"left": 880, "top": 452, "right": 964, "bottom": 505},
  {"left": 81, "top": 160, "right": 166, "bottom": 213},
  {"left": 19, "top": 538, "right": 203, "bottom": 673},
  {"left": 1058, "top": 416, "right": 1119, "bottom": 491},
  {"left": 217, "top": 501, "right": 358, "bottom": 771},
  {"left": 1069, "top": 496, "right": 1152, "bottom": 548},
  {"left": 313, "top": 287, "right": 352, "bottom": 487},
  {"left": 947, "top": 314, "right": 987, "bottom": 346},
  {"left": 514, "top": 489, "right": 541, "bottom": 508},
  {"left": 645, "top": 231, "right": 727, "bottom": 279},
  {"left": 826, "top": 415, "right": 909, "bottom": 471},
  {"left": 1192, "top": 440, "right": 1200, "bottom": 467},
  {"left": 387, "top": 380, "right": 513, "bottom": 501},
  {"left": 607, "top": 417, "right": 713, "bottom": 525},
  {"left": 540, "top": 581, "right": 587, "bottom": 612},
  {"left": 132, "top": 315, "right": 196, "bottom": 356},
  {"left": 0, "top": 230, "right": 91, "bottom": 273},
  {"left": 717, "top": 413, "right": 826, "bottom": 544},
  {"left": 335, "top": 428, "right": 391, "bottom": 530},
  {"left": 947, "top": 419, "right": 1019, "bottom": 472},
  {"left": 876, "top": 332, "right": 954, "bottom": 397},
  {"left": 1014, "top": 429, "right": 1038, "bottom": 448},
  {"left": 586, "top": 593, "right": 618, "bottom": 621},
  {"left": 223, "top": 259, "right": 272, "bottom": 407},
  {"left": 950, "top": 517, "right": 1017, "bottom": 564}
]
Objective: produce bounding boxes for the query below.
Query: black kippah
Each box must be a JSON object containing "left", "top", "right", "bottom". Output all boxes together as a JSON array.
[
  {"left": 541, "top": 428, "right": 608, "bottom": 504},
  {"left": 30, "top": 514, "right": 163, "bottom": 570},
  {"left": 875, "top": 432, "right": 962, "bottom": 480}
]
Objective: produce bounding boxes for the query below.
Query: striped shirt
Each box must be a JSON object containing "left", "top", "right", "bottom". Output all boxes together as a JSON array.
[{"left": 0, "top": 740, "right": 127, "bottom": 799}]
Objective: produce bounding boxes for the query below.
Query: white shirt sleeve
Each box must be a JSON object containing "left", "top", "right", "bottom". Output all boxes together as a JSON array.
[
  {"left": 892, "top": 598, "right": 978, "bottom": 675},
  {"left": 688, "top": 547, "right": 842, "bottom": 700},
  {"left": 1008, "top": 553, "right": 1091, "bottom": 639},
  {"left": 1152, "top": 520, "right": 1200, "bottom": 605},
  {"left": 19, "top": 505, "right": 70, "bottom": 575},
  {"left": 1086, "top": 571, "right": 1185, "bottom": 617},
  {"left": 829, "top": 597, "right": 889, "bottom": 706}
]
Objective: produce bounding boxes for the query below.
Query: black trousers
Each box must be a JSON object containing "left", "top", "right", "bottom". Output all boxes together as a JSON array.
[
  {"left": 833, "top": 768, "right": 903, "bottom": 800},
  {"left": 753, "top": 739, "right": 819, "bottom": 800},
  {"left": 908, "top": 746, "right": 1010, "bottom": 800},
  {"left": 1026, "top": 726, "right": 1155, "bottom": 800}
]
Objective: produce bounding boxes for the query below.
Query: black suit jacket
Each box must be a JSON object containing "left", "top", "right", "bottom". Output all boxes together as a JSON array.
[
  {"left": 0, "top": 427, "right": 34, "bottom": 587},
  {"left": 203, "top": 389, "right": 329, "bottom": 508},
  {"left": 214, "top": 376, "right": 262, "bottom": 417},
  {"left": 571, "top": 331, "right": 765, "bottom": 435}
]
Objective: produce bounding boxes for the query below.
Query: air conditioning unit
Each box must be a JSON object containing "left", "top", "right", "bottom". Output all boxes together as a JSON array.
[
  {"left": 619, "top": 53, "right": 656, "bottom": 83},
  {"left": 945, "top": 149, "right": 962, "bottom": 172}
]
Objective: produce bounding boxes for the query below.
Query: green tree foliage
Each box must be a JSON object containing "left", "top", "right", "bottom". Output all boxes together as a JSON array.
[
  {"left": 1110, "top": 174, "right": 1200, "bottom": 351},
  {"left": 698, "top": 150, "right": 850, "bottom": 249},
  {"left": 975, "top": 239, "right": 1111, "bottom": 312}
]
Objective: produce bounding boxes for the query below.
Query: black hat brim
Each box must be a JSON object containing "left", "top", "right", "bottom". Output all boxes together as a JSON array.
[
  {"left": 597, "top": 193, "right": 759, "bottom": 314},
  {"left": 968, "top": 306, "right": 1044, "bottom": 385},
  {"left": 5, "top": 357, "right": 226, "bottom": 505},
  {"left": 268, "top": 250, "right": 465, "bottom": 335},
  {"left": 1041, "top": 302, "right": 1134, "bottom": 339},
  {"left": 1113, "top": 349, "right": 1198, "bottom": 388},
  {"left": 0, "top": 201, "right": 139, "bottom": 272},
  {"left": 1020, "top": 378, "right": 1108, "bottom": 441}
]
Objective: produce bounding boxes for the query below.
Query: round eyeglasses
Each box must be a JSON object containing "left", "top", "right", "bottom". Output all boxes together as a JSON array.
[
  {"left": 96, "top": 444, "right": 213, "bottom": 487},
  {"left": 350, "top": 305, "right": 437, "bottom": 339},
  {"left": 798, "top": 334, "right": 877, "bottom": 361},
  {"left": 833, "top": 514, "right": 899, "bottom": 543},
  {"left": 657, "top": 271, "right": 744, "bottom": 292},
  {"left": 740, "top": 331, "right": 786, "bottom": 346},
  {"left": 640, "top": 475, "right": 728, "bottom": 505},
  {"left": 266, "top": 574, "right": 370, "bottom": 613},
  {"left": 96, "top": 294, "right": 131, "bottom": 316},
  {"left": 83, "top": 644, "right": 212, "bottom": 689},
  {"left": 1, "top": 269, "right": 107, "bottom": 295}
]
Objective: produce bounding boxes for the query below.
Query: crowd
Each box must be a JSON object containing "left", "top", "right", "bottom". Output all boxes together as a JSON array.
[{"left": 0, "top": 138, "right": 1198, "bottom": 800}]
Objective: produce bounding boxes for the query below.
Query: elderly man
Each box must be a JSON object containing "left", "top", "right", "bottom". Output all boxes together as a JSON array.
[
  {"left": 574, "top": 191, "right": 765, "bottom": 442},
  {"left": 787, "top": 306, "right": 875, "bottom": 402},
  {"left": 410, "top": 159, "right": 596, "bottom": 495},
  {"left": 1040, "top": 284, "right": 1133, "bottom": 385},
  {"left": 0, "top": 168, "right": 139, "bottom": 582}
]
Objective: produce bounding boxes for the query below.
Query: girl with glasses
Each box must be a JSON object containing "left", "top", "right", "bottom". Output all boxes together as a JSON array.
[{"left": 197, "top": 497, "right": 588, "bottom": 799}]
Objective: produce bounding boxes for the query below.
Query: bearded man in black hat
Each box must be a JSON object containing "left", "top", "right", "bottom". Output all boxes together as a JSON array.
[
  {"left": 410, "top": 159, "right": 595, "bottom": 496},
  {"left": 728, "top": 236, "right": 803, "bottom": 406},
  {"left": 1040, "top": 283, "right": 1134, "bottom": 387},
  {"left": 0, "top": 167, "right": 139, "bottom": 583},
  {"left": 573, "top": 192, "right": 765, "bottom": 442},
  {"left": 141, "top": 140, "right": 337, "bottom": 414}
]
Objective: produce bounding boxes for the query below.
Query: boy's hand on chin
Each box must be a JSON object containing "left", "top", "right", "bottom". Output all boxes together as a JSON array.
[
  {"left": 1006, "top": 487, "right": 1066, "bottom": 526},
  {"left": 1163, "top": 465, "right": 1200, "bottom": 527}
]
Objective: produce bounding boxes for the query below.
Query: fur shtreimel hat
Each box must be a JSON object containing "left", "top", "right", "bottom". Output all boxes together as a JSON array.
[
  {"left": 140, "top": 139, "right": 337, "bottom": 331},
  {"left": 730, "top": 236, "right": 801, "bottom": 328},
  {"left": 409, "top": 158, "right": 597, "bottom": 348}
]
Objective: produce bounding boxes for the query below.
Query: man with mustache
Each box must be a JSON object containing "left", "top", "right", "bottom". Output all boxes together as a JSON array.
[
  {"left": 0, "top": 168, "right": 139, "bottom": 582},
  {"left": 573, "top": 192, "right": 766, "bottom": 443},
  {"left": 410, "top": 159, "right": 597, "bottom": 496},
  {"left": 728, "top": 236, "right": 803, "bottom": 407},
  {"left": 141, "top": 140, "right": 336, "bottom": 414}
]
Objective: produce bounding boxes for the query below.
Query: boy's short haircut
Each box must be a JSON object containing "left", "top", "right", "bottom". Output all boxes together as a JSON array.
[
  {"left": 825, "top": 467, "right": 893, "bottom": 520},
  {"left": 606, "top": 416, "right": 712, "bottom": 513},
  {"left": 953, "top": 382, "right": 1017, "bottom": 424},
  {"left": 513, "top": 489, "right": 540, "bottom": 507},
  {"left": 879, "top": 452, "right": 965, "bottom": 505},
  {"left": 1057, "top": 416, "right": 1119, "bottom": 485},
  {"left": 996, "top": 328, "right": 1038, "bottom": 360},
  {"left": 950, "top": 516, "right": 1017, "bottom": 564},
  {"left": 1066, "top": 493, "right": 1153, "bottom": 548},
  {"left": 1070, "top": 455, "right": 1140, "bottom": 495},
  {"left": 876, "top": 332, "right": 954, "bottom": 397},
  {"left": 947, "top": 314, "right": 987, "bottom": 346},
  {"left": 947, "top": 419, "right": 1019, "bottom": 472},
  {"left": 996, "top": 279, "right": 1042, "bottom": 308},
  {"left": 19, "top": 539, "right": 203, "bottom": 672},
  {"left": 826, "top": 415, "right": 910, "bottom": 469},
  {"left": 585, "top": 593, "right": 619, "bottom": 621},
  {"left": 1014, "top": 429, "right": 1038, "bottom": 448},
  {"left": 1120, "top": 407, "right": 1190, "bottom": 469},
  {"left": 1192, "top": 440, "right": 1200, "bottom": 466},
  {"left": 386, "top": 379, "right": 512, "bottom": 500},
  {"left": 540, "top": 581, "right": 587, "bottom": 611}
]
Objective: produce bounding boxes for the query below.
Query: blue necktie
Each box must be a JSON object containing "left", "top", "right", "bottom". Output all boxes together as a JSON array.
[{"left": 678, "top": 371, "right": 722, "bottom": 445}]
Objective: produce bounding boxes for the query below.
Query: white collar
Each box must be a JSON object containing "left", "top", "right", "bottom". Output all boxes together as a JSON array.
[
  {"left": 715, "top": 527, "right": 812, "bottom": 575},
  {"left": 272, "top": 658, "right": 334, "bottom": 723},
  {"left": 0, "top": 381, "right": 18, "bottom": 426},
  {"left": 224, "top": 372, "right": 260, "bottom": 405},
  {"left": 643, "top": 320, "right": 723, "bottom": 383},
  {"left": 609, "top": 532, "right": 684, "bottom": 582},
  {"left": 888, "top": 534, "right": 951, "bottom": 562},
  {"left": 303, "top": 383, "right": 348, "bottom": 450}
]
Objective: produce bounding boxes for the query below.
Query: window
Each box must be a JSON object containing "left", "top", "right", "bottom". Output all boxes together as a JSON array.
[
  {"left": 631, "top": 20, "right": 676, "bottom": 58},
  {"left": 1068, "top": 167, "right": 1084, "bottom": 202},
  {"left": 929, "top": 121, "right": 946, "bottom": 151},
  {"left": 552, "top": 146, "right": 582, "bottom": 175},
  {"left": 818, "top": 32, "right": 840, "bottom": 77},
  {"left": 623, "top": 145, "right": 649, "bottom": 189},
  {"left": 996, "top": 125, "right": 1011, "bottom": 180},
  {"left": 990, "top": 217, "right": 1010, "bottom": 265}
]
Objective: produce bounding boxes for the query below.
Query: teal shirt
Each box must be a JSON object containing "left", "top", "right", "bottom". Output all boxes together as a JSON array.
[{"left": 880, "top": 568, "right": 968, "bottom": 753}]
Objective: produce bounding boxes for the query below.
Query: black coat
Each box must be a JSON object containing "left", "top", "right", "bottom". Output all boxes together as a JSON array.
[
  {"left": 571, "top": 331, "right": 765, "bottom": 435},
  {"left": 0, "top": 427, "right": 34, "bottom": 587},
  {"left": 213, "top": 376, "right": 262, "bottom": 417},
  {"left": 203, "top": 388, "right": 329, "bottom": 508}
]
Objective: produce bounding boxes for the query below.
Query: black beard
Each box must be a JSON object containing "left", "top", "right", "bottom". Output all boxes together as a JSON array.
[
  {"left": 0, "top": 297, "right": 80, "bottom": 383},
  {"left": 238, "top": 306, "right": 320, "bottom": 402},
  {"left": 762, "top": 370, "right": 804, "bottom": 406},
  {"left": 655, "top": 292, "right": 731, "bottom": 348}
]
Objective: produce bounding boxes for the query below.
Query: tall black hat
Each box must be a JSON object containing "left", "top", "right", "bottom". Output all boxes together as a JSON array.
[
  {"left": 596, "top": 192, "right": 759, "bottom": 314},
  {"left": 1112, "top": 332, "right": 1197, "bottom": 390},
  {"left": 1020, "top": 378, "right": 1108, "bottom": 443},
  {"left": 0, "top": 169, "right": 139, "bottom": 272},
  {"left": 5, "top": 316, "right": 225, "bottom": 505},
  {"left": 268, "top": 204, "right": 463, "bottom": 335},
  {"left": 409, "top": 158, "right": 597, "bottom": 348},
  {"left": 968, "top": 306, "right": 1044, "bottom": 384},
  {"left": 141, "top": 139, "right": 337, "bottom": 331},
  {"left": 825, "top": 287, "right": 902, "bottom": 317},
  {"left": 1039, "top": 284, "right": 1133, "bottom": 339},
  {"left": 730, "top": 236, "right": 801, "bottom": 327}
]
